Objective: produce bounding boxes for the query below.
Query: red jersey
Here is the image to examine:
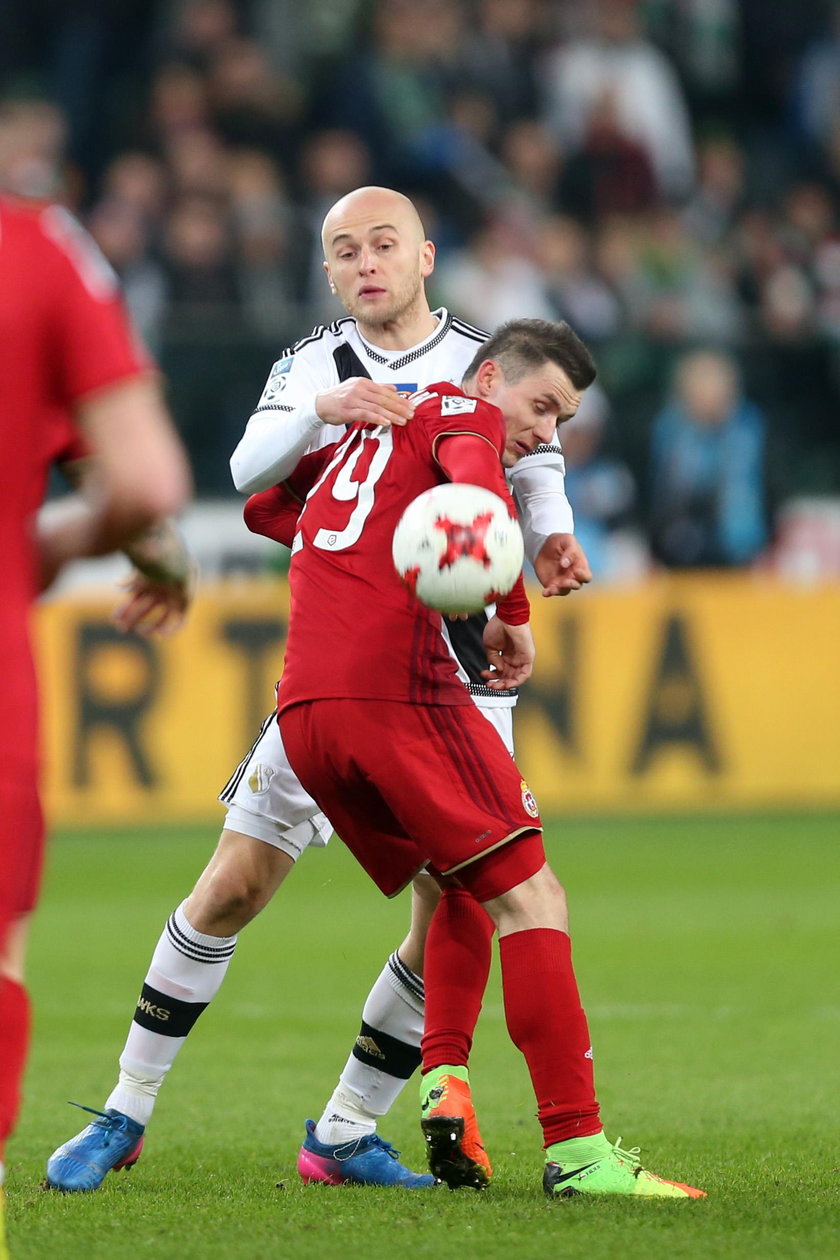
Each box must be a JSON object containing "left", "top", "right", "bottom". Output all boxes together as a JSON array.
[
  {"left": 0, "top": 196, "right": 149, "bottom": 785},
  {"left": 277, "top": 382, "right": 520, "bottom": 712}
]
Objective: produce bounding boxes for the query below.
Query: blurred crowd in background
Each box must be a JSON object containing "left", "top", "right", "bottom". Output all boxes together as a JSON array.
[{"left": 3, "top": 0, "right": 840, "bottom": 579}]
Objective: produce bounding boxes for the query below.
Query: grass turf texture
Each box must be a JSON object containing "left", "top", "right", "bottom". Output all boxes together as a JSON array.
[{"left": 6, "top": 814, "right": 839, "bottom": 1259}]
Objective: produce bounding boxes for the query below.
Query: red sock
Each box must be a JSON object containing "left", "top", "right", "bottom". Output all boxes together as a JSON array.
[
  {"left": 499, "top": 927, "right": 601, "bottom": 1146},
  {"left": 421, "top": 887, "right": 494, "bottom": 1072},
  {"left": 0, "top": 976, "right": 31, "bottom": 1161}
]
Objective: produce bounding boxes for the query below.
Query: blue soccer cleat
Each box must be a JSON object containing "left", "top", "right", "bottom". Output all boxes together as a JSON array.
[
  {"left": 46, "top": 1104, "right": 145, "bottom": 1192},
  {"left": 297, "top": 1119, "right": 438, "bottom": 1188}
]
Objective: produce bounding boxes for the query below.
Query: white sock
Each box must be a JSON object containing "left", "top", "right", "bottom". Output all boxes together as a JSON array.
[
  {"left": 105, "top": 901, "right": 236, "bottom": 1126},
  {"left": 315, "top": 952, "right": 424, "bottom": 1145}
]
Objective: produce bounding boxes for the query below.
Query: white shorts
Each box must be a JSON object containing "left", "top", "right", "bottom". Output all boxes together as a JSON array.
[{"left": 219, "top": 703, "right": 514, "bottom": 863}]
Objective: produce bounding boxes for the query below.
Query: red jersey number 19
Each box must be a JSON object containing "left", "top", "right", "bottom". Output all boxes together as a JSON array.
[{"left": 312, "top": 428, "right": 394, "bottom": 552}]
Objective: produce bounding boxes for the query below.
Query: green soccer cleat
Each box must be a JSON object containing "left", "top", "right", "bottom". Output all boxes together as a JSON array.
[{"left": 544, "top": 1133, "right": 706, "bottom": 1199}]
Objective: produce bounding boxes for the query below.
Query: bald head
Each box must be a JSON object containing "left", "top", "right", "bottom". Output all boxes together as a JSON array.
[
  {"left": 321, "top": 185, "right": 426, "bottom": 253},
  {"left": 320, "top": 185, "right": 436, "bottom": 343}
]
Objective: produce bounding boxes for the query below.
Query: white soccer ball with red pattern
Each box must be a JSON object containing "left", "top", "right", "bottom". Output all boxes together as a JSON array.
[{"left": 392, "top": 483, "right": 525, "bottom": 615}]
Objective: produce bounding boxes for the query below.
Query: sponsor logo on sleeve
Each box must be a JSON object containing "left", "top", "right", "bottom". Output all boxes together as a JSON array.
[
  {"left": 441, "top": 395, "right": 478, "bottom": 415},
  {"left": 259, "top": 355, "right": 294, "bottom": 404}
]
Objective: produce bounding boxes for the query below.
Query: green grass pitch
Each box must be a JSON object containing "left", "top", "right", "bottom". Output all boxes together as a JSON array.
[{"left": 6, "top": 813, "right": 839, "bottom": 1259}]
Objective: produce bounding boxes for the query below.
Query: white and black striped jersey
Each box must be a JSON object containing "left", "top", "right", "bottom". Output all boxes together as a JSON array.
[
  {"left": 230, "top": 307, "right": 573, "bottom": 703},
  {"left": 232, "top": 309, "right": 489, "bottom": 492}
]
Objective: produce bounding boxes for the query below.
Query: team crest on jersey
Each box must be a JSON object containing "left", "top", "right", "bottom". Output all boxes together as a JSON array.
[
  {"left": 395, "top": 382, "right": 418, "bottom": 397},
  {"left": 248, "top": 764, "right": 275, "bottom": 795},
  {"left": 260, "top": 355, "right": 294, "bottom": 404},
  {"left": 520, "top": 780, "right": 539, "bottom": 818},
  {"left": 441, "top": 395, "right": 478, "bottom": 415}
]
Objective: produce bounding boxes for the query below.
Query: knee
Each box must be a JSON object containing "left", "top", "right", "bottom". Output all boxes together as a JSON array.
[
  {"left": 538, "top": 863, "right": 568, "bottom": 910},
  {"left": 207, "top": 868, "right": 265, "bottom": 922},
  {"left": 484, "top": 862, "right": 570, "bottom": 935},
  {"left": 522, "top": 863, "right": 569, "bottom": 924},
  {"left": 187, "top": 859, "right": 271, "bottom": 933}
]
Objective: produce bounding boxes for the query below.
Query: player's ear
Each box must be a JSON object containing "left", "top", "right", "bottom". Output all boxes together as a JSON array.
[
  {"left": 474, "top": 359, "right": 498, "bottom": 397},
  {"left": 420, "top": 239, "right": 435, "bottom": 278},
  {"left": 323, "top": 261, "right": 337, "bottom": 294}
]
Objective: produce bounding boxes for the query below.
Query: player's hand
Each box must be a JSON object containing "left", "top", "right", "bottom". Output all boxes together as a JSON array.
[
  {"left": 534, "top": 533, "right": 592, "bottom": 597},
  {"left": 481, "top": 616, "right": 535, "bottom": 689},
  {"left": 315, "top": 378, "right": 415, "bottom": 428},
  {"left": 112, "top": 566, "right": 196, "bottom": 637}
]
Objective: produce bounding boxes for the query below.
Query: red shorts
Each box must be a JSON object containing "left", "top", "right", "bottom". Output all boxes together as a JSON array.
[
  {"left": 0, "top": 775, "right": 45, "bottom": 941},
  {"left": 279, "top": 698, "right": 542, "bottom": 897}
]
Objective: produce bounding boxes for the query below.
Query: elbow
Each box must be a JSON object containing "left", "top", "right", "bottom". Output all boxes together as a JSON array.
[
  {"left": 230, "top": 453, "right": 264, "bottom": 496},
  {"left": 107, "top": 485, "right": 187, "bottom": 547},
  {"left": 115, "top": 459, "right": 191, "bottom": 539},
  {"left": 229, "top": 451, "right": 249, "bottom": 494},
  {"left": 145, "top": 457, "right": 192, "bottom": 522}
]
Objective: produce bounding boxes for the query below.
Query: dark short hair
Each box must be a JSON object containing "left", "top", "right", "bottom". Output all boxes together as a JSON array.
[{"left": 463, "top": 318, "right": 597, "bottom": 391}]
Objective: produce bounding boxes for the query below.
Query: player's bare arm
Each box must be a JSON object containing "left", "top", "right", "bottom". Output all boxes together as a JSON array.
[
  {"left": 534, "top": 532, "right": 592, "bottom": 598},
  {"left": 315, "top": 377, "right": 414, "bottom": 428},
  {"left": 78, "top": 377, "right": 191, "bottom": 545},
  {"left": 37, "top": 377, "right": 190, "bottom": 588},
  {"left": 481, "top": 616, "right": 536, "bottom": 689},
  {"left": 56, "top": 449, "right": 196, "bottom": 636}
]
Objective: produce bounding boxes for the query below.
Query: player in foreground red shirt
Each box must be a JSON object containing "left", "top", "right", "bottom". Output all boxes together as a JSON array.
[
  {"left": 251, "top": 319, "right": 705, "bottom": 1200},
  {"left": 0, "top": 194, "right": 191, "bottom": 1246}
]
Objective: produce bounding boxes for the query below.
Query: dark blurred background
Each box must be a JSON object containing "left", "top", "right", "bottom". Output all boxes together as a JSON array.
[{"left": 3, "top": 0, "right": 840, "bottom": 580}]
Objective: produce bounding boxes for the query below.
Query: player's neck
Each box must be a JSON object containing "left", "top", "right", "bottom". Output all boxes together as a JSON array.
[{"left": 356, "top": 304, "right": 439, "bottom": 353}]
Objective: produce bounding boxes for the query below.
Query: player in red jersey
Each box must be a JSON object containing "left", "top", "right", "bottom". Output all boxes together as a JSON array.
[
  {"left": 0, "top": 193, "right": 191, "bottom": 1246},
  {"left": 255, "top": 318, "right": 705, "bottom": 1200}
]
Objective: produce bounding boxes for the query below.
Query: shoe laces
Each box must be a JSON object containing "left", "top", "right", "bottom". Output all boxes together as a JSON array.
[
  {"left": 612, "top": 1137, "right": 643, "bottom": 1173},
  {"left": 334, "top": 1133, "right": 399, "bottom": 1164},
  {"left": 67, "top": 1102, "right": 121, "bottom": 1144}
]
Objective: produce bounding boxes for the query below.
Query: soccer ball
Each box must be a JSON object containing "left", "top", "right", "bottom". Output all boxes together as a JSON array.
[{"left": 392, "top": 483, "right": 524, "bottom": 615}]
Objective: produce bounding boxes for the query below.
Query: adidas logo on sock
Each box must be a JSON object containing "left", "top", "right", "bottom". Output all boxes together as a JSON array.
[{"left": 355, "top": 1035, "right": 385, "bottom": 1059}]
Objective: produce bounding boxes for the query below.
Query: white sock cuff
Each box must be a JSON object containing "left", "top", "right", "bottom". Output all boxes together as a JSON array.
[
  {"left": 167, "top": 901, "right": 237, "bottom": 963},
  {"left": 382, "top": 951, "right": 424, "bottom": 1017}
]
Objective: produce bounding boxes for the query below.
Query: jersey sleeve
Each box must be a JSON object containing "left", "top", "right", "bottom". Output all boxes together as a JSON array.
[
  {"left": 243, "top": 483, "right": 302, "bottom": 547},
  {"left": 43, "top": 408, "right": 90, "bottom": 469},
  {"left": 242, "top": 444, "right": 338, "bottom": 547},
  {"left": 39, "top": 206, "right": 151, "bottom": 405},
  {"left": 506, "top": 441, "right": 574, "bottom": 564},
  {"left": 435, "top": 432, "right": 515, "bottom": 515},
  {"left": 435, "top": 431, "right": 529, "bottom": 625},
  {"left": 230, "top": 333, "right": 340, "bottom": 494},
  {"left": 411, "top": 388, "right": 506, "bottom": 464}
]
